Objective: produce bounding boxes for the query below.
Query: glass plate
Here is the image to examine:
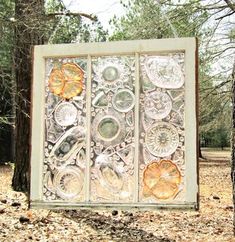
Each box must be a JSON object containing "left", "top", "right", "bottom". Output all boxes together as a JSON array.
[
  {"left": 144, "top": 91, "right": 172, "bottom": 119},
  {"left": 112, "top": 89, "right": 135, "bottom": 113},
  {"left": 54, "top": 102, "right": 77, "bottom": 126},
  {"left": 54, "top": 167, "right": 83, "bottom": 199},
  {"left": 143, "top": 160, "right": 182, "bottom": 200},
  {"left": 145, "top": 122, "right": 179, "bottom": 157},
  {"left": 49, "top": 63, "right": 84, "bottom": 99},
  {"left": 144, "top": 56, "right": 184, "bottom": 89}
]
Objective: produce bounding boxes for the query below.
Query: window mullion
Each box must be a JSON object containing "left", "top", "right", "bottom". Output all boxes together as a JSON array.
[
  {"left": 134, "top": 53, "right": 140, "bottom": 203},
  {"left": 85, "top": 54, "right": 92, "bottom": 202}
]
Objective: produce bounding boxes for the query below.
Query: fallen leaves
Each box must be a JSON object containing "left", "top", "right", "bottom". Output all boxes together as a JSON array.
[{"left": 0, "top": 159, "right": 234, "bottom": 242}]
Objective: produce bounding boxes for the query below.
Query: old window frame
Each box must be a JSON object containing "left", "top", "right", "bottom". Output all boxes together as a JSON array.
[{"left": 30, "top": 38, "right": 198, "bottom": 209}]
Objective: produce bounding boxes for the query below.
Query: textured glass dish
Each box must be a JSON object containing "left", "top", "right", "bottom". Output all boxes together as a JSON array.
[
  {"left": 54, "top": 102, "right": 77, "bottom": 126},
  {"left": 144, "top": 56, "right": 184, "bottom": 89},
  {"left": 43, "top": 58, "right": 87, "bottom": 201},
  {"left": 145, "top": 122, "right": 179, "bottom": 157},
  {"left": 144, "top": 91, "right": 172, "bottom": 120}
]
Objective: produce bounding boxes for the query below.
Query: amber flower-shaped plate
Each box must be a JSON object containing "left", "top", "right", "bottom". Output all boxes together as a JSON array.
[
  {"left": 49, "top": 63, "right": 84, "bottom": 99},
  {"left": 143, "top": 160, "right": 182, "bottom": 200}
]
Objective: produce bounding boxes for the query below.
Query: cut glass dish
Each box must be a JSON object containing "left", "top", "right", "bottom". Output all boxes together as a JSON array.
[
  {"left": 144, "top": 91, "right": 172, "bottom": 120},
  {"left": 145, "top": 122, "right": 179, "bottom": 157},
  {"left": 144, "top": 56, "right": 184, "bottom": 89},
  {"left": 54, "top": 102, "right": 77, "bottom": 126},
  {"left": 54, "top": 167, "right": 83, "bottom": 199},
  {"left": 98, "top": 162, "right": 124, "bottom": 192}
]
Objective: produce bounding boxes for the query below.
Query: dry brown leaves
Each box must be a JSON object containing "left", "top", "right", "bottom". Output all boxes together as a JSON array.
[{"left": 0, "top": 158, "right": 234, "bottom": 242}]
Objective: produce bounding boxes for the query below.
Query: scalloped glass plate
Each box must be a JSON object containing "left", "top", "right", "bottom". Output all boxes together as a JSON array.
[
  {"left": 143, "top": 160, "right": 182, "bottom": 200},
  {"left": 49, "top": 63, "right": 84, "bottom": 99},
  {"left": 145, "top": 122, "right": 179, "bottom": 157}
]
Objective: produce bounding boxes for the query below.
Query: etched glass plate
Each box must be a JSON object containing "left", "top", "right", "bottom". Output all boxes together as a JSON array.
[
  {"left": 144, "top": 91, "right": 172, "bottom": 119},
  {"left": 112, "top": 89, "right": 135, "bottom": 113},
  {"left": 143, "top": 160, "right": 182, "bottom": 200},
  {"left": 145, "top": 122, "right": 179, "bottom": 157},
  {"left": 54, "top": 102, "right": 77, "bottom": 126},
  {"left": 144, "top": 56, "right": 184, "bottom": 89},
  {"left": 54, "top": 167, "right": 84, "bottom": 199}
]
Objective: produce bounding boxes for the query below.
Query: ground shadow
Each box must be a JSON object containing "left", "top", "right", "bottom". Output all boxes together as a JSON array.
[{"left": 57, "top": 209, "right": 173, "bottom": 242}]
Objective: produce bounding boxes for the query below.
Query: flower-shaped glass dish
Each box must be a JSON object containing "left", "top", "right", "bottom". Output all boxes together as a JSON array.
[
  {"left": 48, "top": 63, "right": 84, "bottom": 99},
  {"left": 143, "top": 160, "right": 182, "bottom": 200}
]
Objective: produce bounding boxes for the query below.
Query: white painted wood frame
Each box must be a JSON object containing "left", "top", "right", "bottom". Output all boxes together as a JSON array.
[{"left": 30, "top": 38, "right": 198, "bottom": 210}]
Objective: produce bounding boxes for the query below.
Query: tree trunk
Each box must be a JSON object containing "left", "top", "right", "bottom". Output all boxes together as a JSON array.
[
  {"left": 198, "top": 145, "right": 203, "bottom": 158},
  {"left": 231, "top": 60, "right": 235, "bottom": 234},
  {"left": 12, "top": 0, "right": 44, "bottom": 191}
]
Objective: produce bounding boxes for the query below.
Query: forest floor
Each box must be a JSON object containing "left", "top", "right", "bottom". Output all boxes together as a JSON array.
[{"left": 0, "top": 149, "right": 234, "bottom": 242}]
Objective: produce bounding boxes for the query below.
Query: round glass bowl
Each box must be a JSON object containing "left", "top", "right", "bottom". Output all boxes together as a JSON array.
[
  {"left": 102, "top": 66, "right": 119, "bottom": 82},
  {"left": 97, "top": 116, "right": 121, "bottom": 142}
]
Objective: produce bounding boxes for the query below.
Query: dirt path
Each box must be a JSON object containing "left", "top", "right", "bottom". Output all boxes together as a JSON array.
[{"left": 0, "top": 160, "right": 234, "bottom": 242}]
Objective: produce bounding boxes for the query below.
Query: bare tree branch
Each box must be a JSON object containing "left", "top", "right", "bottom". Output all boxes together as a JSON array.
[
  {"left": 47, "top": 12, "right": 97, "bottom": 21},
  {"left": 224, "top": 0, "right": 235, "bottom": 11}
]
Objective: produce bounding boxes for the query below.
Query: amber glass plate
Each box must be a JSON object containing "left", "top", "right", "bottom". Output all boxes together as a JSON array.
[
  {"left": 143, "top": 160, "right": 182, "bottom": 200},
  {"left": 49, "top": 63, "right": 84, "bottom": 99}
]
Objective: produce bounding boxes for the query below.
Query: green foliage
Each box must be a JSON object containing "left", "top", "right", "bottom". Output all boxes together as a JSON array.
[
  {"left": 110, "top": 0, "right": 233, "bottom": 148},
  {"left": 45, "top": 0, "right": 108, "bottom": 44},
  {"left": 110, "top": 0, "right": 208, "bottom": 41},
  {"left": 0, "top": 0, "right": 14, "bottom": 68}
]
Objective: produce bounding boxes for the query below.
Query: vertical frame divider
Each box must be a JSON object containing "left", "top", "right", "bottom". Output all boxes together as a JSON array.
[
  {"left": 85, "top": 55, "right": 92, "bottom": 202},
  {"left": 134, "top": 53, "right": 140, "bottom": 203}
]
